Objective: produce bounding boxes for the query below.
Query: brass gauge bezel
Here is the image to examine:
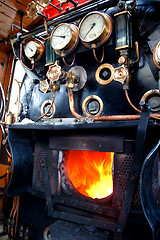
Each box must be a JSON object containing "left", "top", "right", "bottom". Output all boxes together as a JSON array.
[
  {"left": 153, "top": 41, "right": 160, "bottom": 69},
  {"left": 141, "top": 89, "right": 160, "bottom": 113},
  {"left": 78, "top": 11, "right": 113, "bottom": 49},
  {"left": 82, "top": 95, "right": 104, "bottom": 117},
  {"left": 25, "top": 40, "right": 45, "bottom": 61},
  {"left": 50, "top": 23, "right": 79, "bottom": 56}
]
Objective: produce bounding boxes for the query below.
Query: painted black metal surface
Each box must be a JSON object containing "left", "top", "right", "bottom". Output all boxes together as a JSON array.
[
  {"left": 140, "top": 140, "right": 160, "bottom": 240},
  {"left": 6, "top": 129, "right": 34, "bottom": 197},
  {"left": 12, "top": 1, "right": 160, "bottom": 122},
  {"left": 113, "top": 103, "right": 151, "bottom": 240}
]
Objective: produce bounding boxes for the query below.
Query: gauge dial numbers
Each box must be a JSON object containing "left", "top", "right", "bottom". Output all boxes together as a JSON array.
[
  {"left": 79, "top": 11, "right": 113, "bottom": 48},
  {"left": 153, "top": 41, "right": 160, "bottom": 69},
  {"left": 50, "top": 23, "right": 79, "bottom": 56},
  {"left": 25, "top": 40, "right": 44, "bottom": 61}
]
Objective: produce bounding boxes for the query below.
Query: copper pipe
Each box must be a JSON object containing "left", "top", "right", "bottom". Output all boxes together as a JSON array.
[
  {"left": 135, "top": 42, "right": 140, "bottom": 63},
  {"left": 35, "top": 96, "right": 55, "bottom": 122},
  {"left": 5, "top": 145, "right": 12, "bottom": 158},
  {"left": 62, "top": 54, "right": 75, "bottom": 67},
  {"left": 125, "top": 89, "right": 160, "bottom": 120},
  {"left": 125, "top": 89, "right": 141, "bottom": 113},
  {"left": 68, "top": 89, "right": 141, "bottom": 121},
  {"left": 68, "top": 89, "right": 84, "bottom": 119},
  {"left": 94, "top": 115, "right": 140, "bottom": 121},
  {"left": 93, "top": 47, "right": 104, "bottom": 63},
  {"left": 14, "top": 196, "right": 20, "bottom": 238}
]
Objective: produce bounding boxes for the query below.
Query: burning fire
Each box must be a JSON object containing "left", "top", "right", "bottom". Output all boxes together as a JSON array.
[{"left": 65, "top": 150, "right": 114, "bottom": 199}]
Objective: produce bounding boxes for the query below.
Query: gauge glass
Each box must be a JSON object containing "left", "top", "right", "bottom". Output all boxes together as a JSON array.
[
  {"left": 25, "top": 41, "right": 37, "bottom": 58},
  {"left": 51, "top": 24, "right": 72, "bottom": 51},
  {"left": 79, "top": 13, "right": 104, "bottom": 43}
]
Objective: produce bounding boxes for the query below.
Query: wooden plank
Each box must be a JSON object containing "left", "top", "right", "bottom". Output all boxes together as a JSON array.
[
  {"left": 0, "top": 0, "right": 42, "bottom": 40},
  {"left": 0, "top": 0, "right": 29, "bottom": 12},
  {"left": 0, "top": 2, "right": 17, "bottom": 16},
  {"left": 0, "top": 22, "right": 11, "bottom": 31}
]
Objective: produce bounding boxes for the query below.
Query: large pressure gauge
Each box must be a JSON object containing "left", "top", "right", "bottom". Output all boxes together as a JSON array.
[
  {"left": 25, "top": 40, "right": 44, "bottom": 61},
  {"left": 78, "top": 11, "right": 112, "bottom": 48},
  {"left": 50, "top": 23, "right": 79, "bottom": 56}
]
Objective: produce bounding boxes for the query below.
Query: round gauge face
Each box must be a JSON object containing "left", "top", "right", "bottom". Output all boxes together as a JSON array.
[
  {"left": 79, "top": 12, "right": 105, "bottom": 43},
  {"left": 25, "top": 41, "right": 37, "bottom": 58},
  {"left": 153, "top": 41, "right": 160, "bottom": 69},
  {"left": 156, "top": 44, "right": 160, "bottom": 61},
  {"left": 51, "top": 24, "right": 72, "bottom": 51}
]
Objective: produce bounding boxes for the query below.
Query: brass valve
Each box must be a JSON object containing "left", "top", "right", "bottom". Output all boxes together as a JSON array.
[
  {"left": 46, "top": 61, "right": 62, "bottom": 83},
  {"left": 46, "top": 61, "right": 79, "bottom": 87},
  {"left": 113, "top": 65, "right": 129, "bottom": 85}
]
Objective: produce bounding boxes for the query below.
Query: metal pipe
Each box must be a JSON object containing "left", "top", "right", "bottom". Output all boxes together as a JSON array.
[
  {"left": 50, "top": 2, "right": 61, "bottom": 11},
  {"left": 68, "top": 89, "right": 141, "bottom": 121}
]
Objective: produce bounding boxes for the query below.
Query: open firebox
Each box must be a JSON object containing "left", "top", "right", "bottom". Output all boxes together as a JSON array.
[{"left": 6, "top": 116, "right": 160, "bottom": 239}]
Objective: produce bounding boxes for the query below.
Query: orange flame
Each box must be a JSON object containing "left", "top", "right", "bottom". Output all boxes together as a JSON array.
[{"left": 65, "top": 150, "right": 114, "bottom": 199}]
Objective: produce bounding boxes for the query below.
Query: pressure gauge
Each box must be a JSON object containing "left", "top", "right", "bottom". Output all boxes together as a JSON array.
[
  {"left": 25, "top": 40, "right": 44, "bottom": 61},
  {"left": 78, "top": 11, "right": 112, "bottom": 48},
  {"left": 50, "top": 23, "right": 79, "bottom": 56},
  {"left": 153, "top": 41, "right": 160, "bottom": 69}
]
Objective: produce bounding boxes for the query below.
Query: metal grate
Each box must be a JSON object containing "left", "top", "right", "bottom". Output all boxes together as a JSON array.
[
  {"left": 118, "top": 152, "right": 134, "bottom": 193},
  {"left": 118, "top": 151, "right": 141, "bottom": 208},
  {"left": 32, "top": 142, "right": 58, "bottom": 195}
]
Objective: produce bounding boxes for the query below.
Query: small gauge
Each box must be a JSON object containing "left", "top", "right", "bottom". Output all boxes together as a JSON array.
[
  {"left": 141, "top": 90, "right": 160, "bottom": 113},
  {"left": 153, "top": 41, "right": 160, "bottom": 69},
  {"left": 50, "top": 23, "right": 79, "bottom": 56},
  {"left": 79, "top": 11, "right": 112, "bottom": 48},
  {"left": 25, "top": 40, "right": 44, "bottom": 61}
]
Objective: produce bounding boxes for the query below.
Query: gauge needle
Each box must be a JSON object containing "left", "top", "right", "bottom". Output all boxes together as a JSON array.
[
  {"left": 53, "top": 35, "right": 66, "bottom": 38},
  {"left": 84, "top": 22, "right": 96, "bottom": 39},
  {"left": 28, "top": 47, "right": 33, "bottom": 52}
]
